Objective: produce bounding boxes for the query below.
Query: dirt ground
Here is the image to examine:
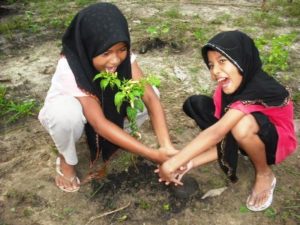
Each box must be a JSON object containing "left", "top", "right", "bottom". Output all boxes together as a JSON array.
[{"left": 0, "top": 1, "right": 300, "bottom": 225}]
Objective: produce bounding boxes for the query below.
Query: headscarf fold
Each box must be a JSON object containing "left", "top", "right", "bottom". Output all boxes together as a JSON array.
[
  {"left": 201, "top": 30, "right": 289, "bottom": 182},
  {"left": 62, "top": 3, "right": 132, "bottom": 162}
]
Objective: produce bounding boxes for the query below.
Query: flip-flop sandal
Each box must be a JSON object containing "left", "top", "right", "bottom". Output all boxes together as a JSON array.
[
  {"left": 55, "top": 157, "right": 80, "bottom": 193},
  {"left": 246, "top": 177, "right": 276, "bottom": 211}
]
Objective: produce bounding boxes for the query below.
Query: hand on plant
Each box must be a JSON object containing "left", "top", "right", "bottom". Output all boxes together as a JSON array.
[{"left": 154, "top": 161, "right": 183, "bottom": 186}]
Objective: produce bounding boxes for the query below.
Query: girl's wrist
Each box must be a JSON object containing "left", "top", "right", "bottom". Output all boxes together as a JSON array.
[
  {"left": 165, "top": 157, "right": 180, "bottom": 173},
  {"left": 187, "top": 160, "right": 194, "bottom": 170},
  {"left": 149, "top": 148, "right": 164, "bottom": 164},
  {"left": 158, "top": 137, "right": 173, "bottom": 148},
  {"left": 159, "top": 143, "right": 172, "bottom": 151}
]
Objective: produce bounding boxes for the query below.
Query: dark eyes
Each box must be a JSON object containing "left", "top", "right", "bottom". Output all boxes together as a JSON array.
[
  {"left": 120, "top": 47, "right": 128, "bottom": 52},
  {"left": 101, "top": 47, "right": 127, "bottom": 57},
  {"left": 219, "top": 58, "right": 227, "bottom": 63},
  {"left": 208, "top": 58, "right": 227, "bottom": 69}
]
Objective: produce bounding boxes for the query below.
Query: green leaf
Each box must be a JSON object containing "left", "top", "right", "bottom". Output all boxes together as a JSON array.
[
  {"left": 114, "top": 92, "right": 125, "bottom": 112},
  {"left": 126, "top": 106, "right": 137, "bottom": 121},
  {"left": 115, "top": 79, "right": 121, "bottom": 88},
  {"left": 161, "top": 26, "right": 170, "bottom": 34},
  {"left": 239, "top": 205, "right": 249, "bottom": 213},
  {"left": 146, "top": 26, "right": 158, "bottom": 36},
  {"left": 162, "top": 203, "right": 170, "bottom": 211},
  {"left": 132, "top": 89, "right": 143, "bottom": 97},
  {"left": 264, "top": 207, "right": 276, "bottom": 219},
  {"left": 93, "top": 73, "right": 102, "bottom": 81},
  {"left": 147, "top": 76, "right": 161, "bottom": 87},
  {"left": 128, "top": 93, "right": 136, "bottom": 103},
  {"left": 100, "top": 79, "right": 109, "bottom": 90},
  {"left": 134, "top": 99, "right": 144, "bottom": 112}
]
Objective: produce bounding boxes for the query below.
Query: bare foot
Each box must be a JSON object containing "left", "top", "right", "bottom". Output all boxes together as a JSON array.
[
  {"left": 247, "top": 171, "right": 276, "bottom": 210},
  {"left": 55, "top": 155, "right": 80, "bottom": 192}
]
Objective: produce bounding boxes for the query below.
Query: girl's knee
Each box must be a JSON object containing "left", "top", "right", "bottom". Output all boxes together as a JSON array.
[
  {"left": 183, "top": 96, "right": 193, "bottom": 115},
  {"left": 232, "top": 115, "right": 259, "bottom": 141},
  {"left": 40, "top": 96, "right": 86, "bottom": 131},
  {"left": 183, "top": 95, "right": 213, "bottom": 115}
]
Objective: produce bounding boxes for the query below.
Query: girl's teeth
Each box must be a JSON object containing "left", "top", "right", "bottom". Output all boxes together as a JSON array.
[
  {"left": 217, "top": 77, "right": 226, "bottom": 83},
  {"left": 106, "top": 67, "right": 116, "bottom": 72}
]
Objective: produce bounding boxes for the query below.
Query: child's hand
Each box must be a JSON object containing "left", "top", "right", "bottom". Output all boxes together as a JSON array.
[
  {"left": 154, "top": 161, "right": 183, "bottom": 186},
  {"left": 174, "top": 160, "right": 193, "bottom": 183},
  {"left": 157, "top": 146, "right": 179, "bottom": 163}
]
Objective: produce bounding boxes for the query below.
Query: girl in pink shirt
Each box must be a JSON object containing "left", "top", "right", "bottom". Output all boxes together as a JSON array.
[{"left": 156, "top": 30, "right": 297, "bottom": 212}]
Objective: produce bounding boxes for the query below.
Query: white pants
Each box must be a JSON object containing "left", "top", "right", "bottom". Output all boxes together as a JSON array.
[{"left": 38, "top": 88, "right": 159, "bottom": 165}]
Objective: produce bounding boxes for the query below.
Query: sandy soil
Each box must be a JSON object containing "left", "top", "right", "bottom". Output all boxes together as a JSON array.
[{"left": 0, "top": 1, "right": 299, "bottom": 225}]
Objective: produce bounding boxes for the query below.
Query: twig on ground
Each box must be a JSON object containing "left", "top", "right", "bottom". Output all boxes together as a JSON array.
[
  {"left": 88, "top": 183, "right": 104, "bottom": 200},
  {"left": 85, "top": 201, "right": 131, "bottom": 225}
]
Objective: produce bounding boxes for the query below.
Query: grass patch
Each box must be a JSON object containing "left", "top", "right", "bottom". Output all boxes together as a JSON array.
[
  {"left": 0, "top": 85, "right": 38, "bottom": 125},
  {"left": 164, "top": 7, "right": 182, "bottom": 19},
  {"left": 0, "top": 0, "right": 97, "bottom": 45}
]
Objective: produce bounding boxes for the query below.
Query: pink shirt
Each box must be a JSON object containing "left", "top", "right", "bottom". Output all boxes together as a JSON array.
[{"left": 213, "top": 85, "right": 297, "bottom": 163}]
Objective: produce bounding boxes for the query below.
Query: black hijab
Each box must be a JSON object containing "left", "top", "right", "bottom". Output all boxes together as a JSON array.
[
  {"left": 201, "top": 30, "right": 289, "bottom": 182},
  {"left": 62, "top": 3, "right": 131, "bottom": 162},
  {"left": 202, "top": 30, "right": 289, "bottom": 109}
]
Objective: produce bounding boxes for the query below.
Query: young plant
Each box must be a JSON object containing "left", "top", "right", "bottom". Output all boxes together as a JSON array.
[
  {"left": 94, "top": 72, "right": 160, "bottom": 138},
  {"left": 0, "top": 85, "right": 37, "bottom": 124},
  {"left": 146, "top": 23, "right": 170, "bottom": 40}
]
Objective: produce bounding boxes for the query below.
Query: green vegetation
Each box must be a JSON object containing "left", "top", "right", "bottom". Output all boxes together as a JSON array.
[
  {"left": 94, "top": 71, "right": 160, "bottom": 137},
  {"left": 1, "top": 1, "right": 300, "bottom": 224},
  {"left": 164, "top": 8, "right": 182, "bottom": 19},
  {"left": 146, "top": 23, "right": 170, "bottom": 39},
  {"left": 0, "top": 0, "right": 97, "bottom": 42},
  {"left": 138, "top": 199, "right": 151, "bottom": 209},
  {"left": 211, "top": 13, "right": 231, "bottom": 25},
  {"left": 0, "top": 85, "right": 37, "bottom": 125},
  {"left": 255, "top": 33, "right": 297, "bottom": 75},
  {"left": 162, "top": 203, "right": 170, "bottom": 211}
]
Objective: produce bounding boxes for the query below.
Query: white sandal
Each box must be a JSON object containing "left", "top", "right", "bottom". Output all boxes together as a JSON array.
[
  {"left": 55, "top": 157, "right": 80, "bottom": 192},
  {"left": 246, "top": 177, "right": 276, "bottom": 211}
]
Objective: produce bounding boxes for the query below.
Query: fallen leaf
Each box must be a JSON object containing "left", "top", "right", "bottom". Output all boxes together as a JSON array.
[{"left": 201, "top": 186, "right": 227, "bottom": 199}]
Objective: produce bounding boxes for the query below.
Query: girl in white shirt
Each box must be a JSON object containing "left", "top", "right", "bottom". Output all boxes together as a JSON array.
[{"left": 39, "top": 3, "right": 177, "bottom": 192}]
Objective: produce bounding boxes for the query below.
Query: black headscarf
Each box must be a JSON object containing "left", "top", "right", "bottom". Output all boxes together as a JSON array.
[
  {"left": 201, "top": 30, "right": 289, "bottom": 182},
  {"left": 202, "top": 30, "right": 288, "bottom": 108},
  {"left": 62, "top": 3, "right": 131, "bottom": 162}
]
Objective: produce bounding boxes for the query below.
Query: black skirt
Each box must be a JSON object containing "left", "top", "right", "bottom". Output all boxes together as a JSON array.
[{"left": 182, "top": 94, "right": 278, "bottom": 182}]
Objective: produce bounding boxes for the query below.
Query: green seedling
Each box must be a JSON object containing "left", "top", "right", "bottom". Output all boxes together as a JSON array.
[
  {"left": 0, "top": 85, "right": 37, "bottom": 124},
  {"left": 94, "top": 71, "right": 160, "bottom": 138},
  {"left": 239, "top": 205, "right": 250, "bottom": 213},
  {"left": 162, "top": 203, "right": 170, "bottom": 211},
  {"left": 146, "top": 23, "right": 170, "bottom": 39}
]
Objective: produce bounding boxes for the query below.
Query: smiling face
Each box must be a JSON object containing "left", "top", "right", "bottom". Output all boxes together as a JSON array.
[
  {"left": 207, "top": 50, "right": 243, "bottom": 94},
  {"left": 92, "top": 42, "right": 128, "bottom": 73}
]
